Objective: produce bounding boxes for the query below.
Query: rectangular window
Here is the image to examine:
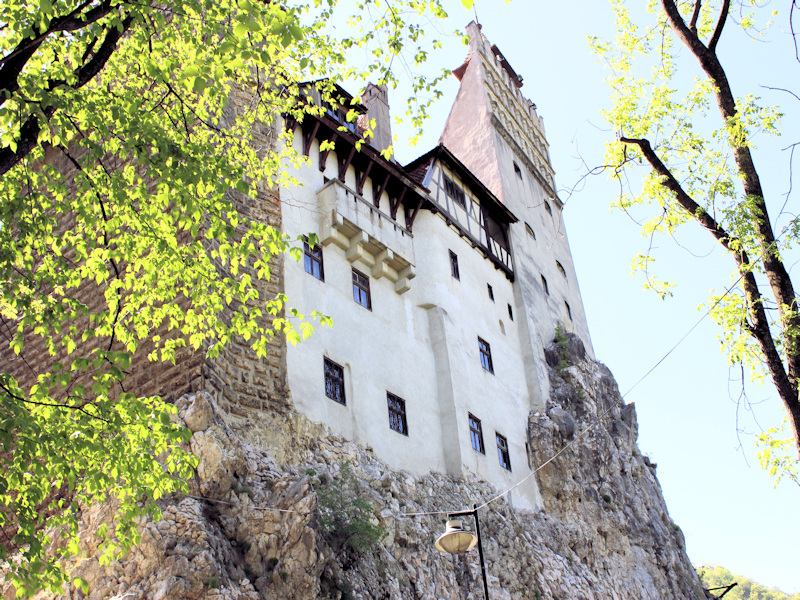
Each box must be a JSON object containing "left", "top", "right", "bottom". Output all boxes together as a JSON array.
[
  {"left": 324, "top": 358, "right": 345, "bottom": 405},
  {"left": 443, "top": 175, "right": 466, "bottom": 208},
  {"left": 496, "top": 433, "right": 511, "bottom": 471},
  {"left": 449, "top": 250, "right": 460, "bottom": 280},
  {"left": 387, "top": 392, "right": 408, "bottom": 436},
  {"left": 303, "top": 240, "right": 324, "bottom": 281},
  {"left": 469, "top": 414, "right": 485, "bottom": 454},
  {"left": 478, "top": 337, "right": 494, "bottom": 374},
  {"left": 352, "top": 268, "right": 371, "bottom": 309},
  {"left": 487, "top": 284, "right": 494, "bottom": 302}
]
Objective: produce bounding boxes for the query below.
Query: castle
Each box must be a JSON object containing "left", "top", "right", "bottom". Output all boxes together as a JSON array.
[
  {"left": 1, "top": 23, "right": 594, "bottom": 513},
  {"left": 278, "top": 22, "right": 593, "bottom": 509}
]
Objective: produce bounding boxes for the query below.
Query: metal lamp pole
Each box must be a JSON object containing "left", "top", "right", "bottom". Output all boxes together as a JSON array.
[{"left": 448, "top": 504, "right": 490, "bottom": 600}]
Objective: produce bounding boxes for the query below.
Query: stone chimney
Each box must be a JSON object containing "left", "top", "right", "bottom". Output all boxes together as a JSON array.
[{"left": 361, "top": 83, "right": 393, "bottom": 155}]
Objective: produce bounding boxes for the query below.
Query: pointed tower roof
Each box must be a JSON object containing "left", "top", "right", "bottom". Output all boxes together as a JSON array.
[{"left": 439, "top": 22, "right": 559, "bottom": 207}]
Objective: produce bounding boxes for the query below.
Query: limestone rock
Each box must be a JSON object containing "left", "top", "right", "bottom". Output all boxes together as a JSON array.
[
  {"left": 25, "top": 353, "right": 705, "bottom": 600},
  {"left": 185, "top": 393, "right": 214, "bottom": 433}
]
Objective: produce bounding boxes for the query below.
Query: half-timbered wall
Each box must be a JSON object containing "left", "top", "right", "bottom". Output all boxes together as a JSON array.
[{"left": 425, "top": 163, "right": 513, "bottom": 276}]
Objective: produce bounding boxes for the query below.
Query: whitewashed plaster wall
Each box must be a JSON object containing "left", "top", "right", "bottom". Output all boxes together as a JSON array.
[
  {"left": 439, "top": 22, "right": 595, "bottom": 413},
  {"left": 280, "top": 127, "right": 541, "bottom": 509}
]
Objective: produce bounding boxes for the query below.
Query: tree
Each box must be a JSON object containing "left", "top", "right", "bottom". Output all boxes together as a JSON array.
[
  {"left": 0, "top": 0, "right": 450, "bottom": 594},
  {"left": 591, "top": 1, "right": 800, "bottom": 463}
]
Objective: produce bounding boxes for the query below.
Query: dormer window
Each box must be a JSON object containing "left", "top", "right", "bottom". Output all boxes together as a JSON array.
[
  {"left": 322, "top": 101, "right": 360, "bottom": 136},
  {"left": 443, "top": 175, "right": 466, "bottom": 208}
]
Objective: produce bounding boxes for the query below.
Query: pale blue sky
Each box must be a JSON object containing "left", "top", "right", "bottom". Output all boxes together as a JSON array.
[{"left": 385, "top": 0, "right": 800, "bottom": 593}]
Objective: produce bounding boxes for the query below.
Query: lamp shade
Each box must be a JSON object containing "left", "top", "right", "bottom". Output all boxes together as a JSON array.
[{"left": 434, "top": 519, "right": 478, "bottom": 554}]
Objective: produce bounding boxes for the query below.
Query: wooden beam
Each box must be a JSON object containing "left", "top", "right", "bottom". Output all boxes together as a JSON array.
[
  {"left": 405, "top": 195, "right": 425, "bottom": 231},
  {"left": 373, "top": 172, "right": 390, "bottom": 208},
  {"left": 338, "top": 145, "right": 356, "bottom": 181},
  {"left": 318, "top": 132, "right": 338, "bottom": 172},
  {"left": 356, "top": 161, "right": 374, "bottom": 196},
  {"left": 390, "top": 187, "right": 407, "bottom": 221},
  {"left": 302, "top": 120, "right": 320, "bottom": 157}
]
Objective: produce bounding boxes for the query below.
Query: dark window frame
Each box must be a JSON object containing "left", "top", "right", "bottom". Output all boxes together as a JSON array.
[
  {"left": 352, "top": 268, "right": 372, "bottom": 310},
  {"left": 443, "top": 175, "right": 467, "bottom": 208},
  {"left": 469, "top": 414, "right": 485, "bottom": 454},
  {"left": 387, "top": 392, "right": 409, "bottom": 436},
  {"left": 303, "top": 239, "right": 324, "bottom": 281},
  {"left": 449, "top": 250, "right": 460, "bottom": 280},
  {"left": 478, "top": 337, "right": 494, "bottom": 374},
  {"left": 324, "top": 357, "right": 346, "bottom": 405},
  {"left": 496, "top": 433, "right": 511, "bottom": 471}
]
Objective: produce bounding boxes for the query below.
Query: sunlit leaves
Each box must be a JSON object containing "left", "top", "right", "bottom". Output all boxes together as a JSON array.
[{"left": 1, "top": 0, "right": 451, "bottom": 594}]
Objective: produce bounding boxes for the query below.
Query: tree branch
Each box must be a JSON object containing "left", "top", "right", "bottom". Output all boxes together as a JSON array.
[
  {"left": 0, "top": 15, "right": 134, "bottom": 177},
  {"left": 660, "top": 0, "right": 800, "bottom": 443},
  {"left": 0, "top": 0, "right": 120, "bottom": 98},
  {"left": 689, "top": 0, "right": 702, "bottom": 34},
  {"left": 619, "top": 135, "right": 799, "bottom": 450},
  {"left": 708, "top": 0, "right": 730, "bottom": 54}
]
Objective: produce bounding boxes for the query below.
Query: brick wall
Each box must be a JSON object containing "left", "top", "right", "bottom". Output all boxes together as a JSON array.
[{"left": 2, "top": 120, "right": 288, "bottom": 413}]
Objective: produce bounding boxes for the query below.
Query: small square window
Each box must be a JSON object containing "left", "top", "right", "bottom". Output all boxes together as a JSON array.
[
  {"left": 449, "top": 250, "right": 460, "bottom": 280},
  {"left": 303, "top": 239, "right": 324, "bottom": 281},
  {"left": 541, "top": 275, "right": 549, "bottom": 296},
  {"left": 387, "top": 392, "right": 408, "bottom": 436},
  {"left": 478, "top": 337, "right": 494, "bottom": 374},
  {"left": 444, "top": 175, "right": 466, "bottom": 208},
  {"left": 565, "top": 301, "right": 572, "bottom": 321},
  {"left": 487, "top": 284, "right": 494, "bottom": 302},
  {"left": 496, "top": 433, "right": 511, "bottom": 471},
  {"left": 507, "top": 303, "right": 513, "bottom": 321},
  {"left": 324, "top": 357, "right": 345, "bottom": 405},
  {"left": 556, "top": 261, "right": 567, "bottom": 278},
  {"left": 525, "top": 222, "right": 536, "bottom": 240},
  {"left": 513, "top": 162, "right": 522, "bottom": 178},
  {"left": 544, "top": 200, "right": 553, "bottom": 216},
  {"left": 469, "top": 414, "right": 485, "bottom": 454},
  {"left": 352, "top": 268, "right": 372, "bottom": 310}
]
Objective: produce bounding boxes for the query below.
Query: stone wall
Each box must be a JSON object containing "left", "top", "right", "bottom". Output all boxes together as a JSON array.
[{"left": 10, "top": 334, "right": 707, "bottom": 600}]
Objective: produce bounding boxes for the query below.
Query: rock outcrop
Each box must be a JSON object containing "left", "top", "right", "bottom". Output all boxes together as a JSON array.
[{"left": 8, "top": 335, "right": 706, "bottom": 600}]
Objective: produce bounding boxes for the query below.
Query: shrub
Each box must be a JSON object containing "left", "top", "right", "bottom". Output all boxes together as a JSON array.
[{"left": 314, "top": 461, "right": 384, "bottom": 553}]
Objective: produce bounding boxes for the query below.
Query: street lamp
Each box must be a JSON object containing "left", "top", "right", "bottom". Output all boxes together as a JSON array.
[{"left": 434, "top": 504, "right": 490, "bottom": 599}]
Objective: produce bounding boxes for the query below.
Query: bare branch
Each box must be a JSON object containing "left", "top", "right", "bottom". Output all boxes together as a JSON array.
[
  {"left": 689, "top": 0, "right": 702, "bottom": 34},
  {"left": 708, "top": 0, "right": 730, "bottom": 53}
]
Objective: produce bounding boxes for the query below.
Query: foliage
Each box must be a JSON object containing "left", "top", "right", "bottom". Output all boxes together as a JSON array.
[
  {"left": 756, "top": 414, "right": 800, "bottom": 487},
  {"left": 554, "top": 325, "right": 571, "bottom": 375},
  {"left": 311, "top": 462, "right": 384, "bottom": 554},
  {"left": 0, "top": 0, "right": 451, "bottom": 594},
  {"left": 591, "top": 1, "right": 800, "bottom": 467},
  {"left": 698, "top": 565, "right": 800, "bottom": 600}
]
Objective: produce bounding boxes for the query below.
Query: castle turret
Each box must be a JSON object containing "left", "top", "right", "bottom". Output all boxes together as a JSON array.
[{"left": 441, "top": 22, "right": 594, "bottom": 372}]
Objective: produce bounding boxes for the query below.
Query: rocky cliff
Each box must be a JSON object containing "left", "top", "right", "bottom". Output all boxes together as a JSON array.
[{"left": 9, "top": 334, "right": 706, "bottom": 600}]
